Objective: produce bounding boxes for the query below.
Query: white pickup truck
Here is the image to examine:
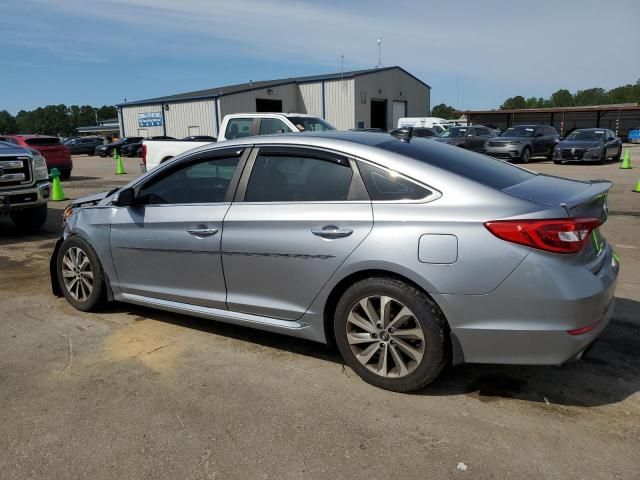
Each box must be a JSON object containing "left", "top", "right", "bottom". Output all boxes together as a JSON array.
[{"left": 141, "top": 113, "right": 335, "bottom": 172}]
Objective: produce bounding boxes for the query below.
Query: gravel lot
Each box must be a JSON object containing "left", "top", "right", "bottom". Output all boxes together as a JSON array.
[{"left": 1, "top": 146, "right": 639, "bottom": 479}]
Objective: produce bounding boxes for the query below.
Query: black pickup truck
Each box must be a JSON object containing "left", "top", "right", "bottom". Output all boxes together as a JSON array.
[{"left": 0, "top": 141, "right": 51, "bottom": 231}]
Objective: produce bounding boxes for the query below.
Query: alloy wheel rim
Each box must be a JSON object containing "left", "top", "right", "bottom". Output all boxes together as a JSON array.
[
  {"left": 522, "top": 150, "right": 530, "bottom": 162},
  {"left": 346, "top": 295, "right": 425, "bottom": 378},
  {"left": 61, "top": 247, "right": 94, "bottom": 302}
]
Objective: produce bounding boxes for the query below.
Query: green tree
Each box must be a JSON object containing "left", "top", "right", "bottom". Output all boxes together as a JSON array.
[
  {"left": 0, "top": 110, "right": 17, "bottom": 134},
  {"left": 431, "top": 103, "right": 458, "bottom": 119},
  {"left": 550, "top": 89, "right": 573, "bottom": 107},
  {"left": 573, "top": 88, "right": 607, "bottom": 106},
  {"left": 500, "top": 96, "right": 526, "bottom": 110}
]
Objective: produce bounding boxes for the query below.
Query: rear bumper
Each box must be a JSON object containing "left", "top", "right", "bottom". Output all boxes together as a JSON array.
[
  {"left": 436, "top": 244, "right": 619, "bottom": 365},
  {"left": 0, "top": 181, "right": 50, "bottom": 212},
  {"left": 44, "top": 157, "right": 73, "bottom": 171}
]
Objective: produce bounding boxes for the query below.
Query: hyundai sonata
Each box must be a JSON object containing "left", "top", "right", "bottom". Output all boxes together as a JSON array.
[{"left": 51, "top": 131, "right": 618, "bottom": 392}]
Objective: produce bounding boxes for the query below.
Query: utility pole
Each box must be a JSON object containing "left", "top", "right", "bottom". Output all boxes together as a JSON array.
[{"left": 376, "top": 38, "right": 383, "bottom": 68}]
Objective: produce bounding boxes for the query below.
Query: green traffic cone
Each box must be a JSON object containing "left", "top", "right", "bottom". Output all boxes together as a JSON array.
[
  {"left": 633, "top": 177, "right": 640, "bottom": 193},
  {"left": 620, "top": 148, "right": 632, "bottom": 169},
  {"left": 116, "top": 152, "right": 126, "bottom": 175},
  {"left": 49, "top": 167, "right": 66, "bottom": 201}
]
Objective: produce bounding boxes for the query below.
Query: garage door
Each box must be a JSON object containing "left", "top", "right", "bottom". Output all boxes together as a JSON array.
[{"left": 392, "top": 101, "right": 407, "bottom": 129}]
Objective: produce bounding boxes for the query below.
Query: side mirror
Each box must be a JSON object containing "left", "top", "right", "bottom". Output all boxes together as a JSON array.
[{"left": 112, "top": 187, "right": 135, "bottom": 207}]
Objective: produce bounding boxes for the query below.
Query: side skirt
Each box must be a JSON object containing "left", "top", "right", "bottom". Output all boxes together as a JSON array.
[{"left": 119, "top": 293, "right": 320, "bottom": 341}]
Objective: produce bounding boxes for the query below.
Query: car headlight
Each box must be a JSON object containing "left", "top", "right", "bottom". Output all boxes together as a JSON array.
[
  {"left": 62, "top": 204, "right": 76, "bottom": 225},
  {"left": 586, "top": 145, "right": 602, "bottom": 152},
  {"left": 32, "top": 153, "right": 49, "bottom": 181}
]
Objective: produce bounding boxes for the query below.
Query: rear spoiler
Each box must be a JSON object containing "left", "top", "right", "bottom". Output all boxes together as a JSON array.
[{"left": 561, "top": 179, "right": 612, "bottom": 221}]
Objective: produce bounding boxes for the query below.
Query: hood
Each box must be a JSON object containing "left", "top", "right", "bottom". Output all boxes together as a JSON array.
[
  {"left": 434, "top": 137, "right": 463, "bottom": 144},
  {"left": 493, "top": 136, "right": 531, "bottom": 143},
  {"left": 557, "top": 140, "right": 602, "bottom": 149},
  {"left": 71, "top": 190, "right": 115, "bottom": 208}
]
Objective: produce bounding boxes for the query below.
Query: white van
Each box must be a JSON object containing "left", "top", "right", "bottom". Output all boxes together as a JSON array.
[{"left": 397, "top": 117, "right": 454, "bottom": 135}]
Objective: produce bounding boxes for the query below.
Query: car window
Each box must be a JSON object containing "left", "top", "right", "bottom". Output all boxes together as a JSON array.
[
  {"left": 465, "top": 129, "right": 476, "bottom": 137},
  {"left": 137, "top": 156, "right": 240, "bottom": 205},
  {"left": 244, "top": 153, "right": 352, "bottom": 202},
  {"left": 413, "top": 128, "right": 435, "bottom": 138},
  {"left": 358, "top": 161, "right": 431, "bottom": 201},
  {"left": 259, "top": 118, "right": 292, "bottom": 135},
  {"left": 225, "top": 118, "right": 254, "bottom": 140}
]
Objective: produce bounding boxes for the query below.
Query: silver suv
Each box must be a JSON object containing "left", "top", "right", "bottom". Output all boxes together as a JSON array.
[
  {"left": 51, "top": 132, "right": 617, "bottom": 392},
  {"left": 484, "top": 125, "right": 559, "bottom": 163}
]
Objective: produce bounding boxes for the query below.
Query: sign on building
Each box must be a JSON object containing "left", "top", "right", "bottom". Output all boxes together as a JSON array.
[{"left": 138, "top": 112, "right": 163, "bottom": 127}]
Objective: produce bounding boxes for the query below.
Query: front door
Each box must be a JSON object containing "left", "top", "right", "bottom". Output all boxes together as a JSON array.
[
  {"left": 110, "top": 151, "right": 245, "bottom": 308},
  {"left": 222, "top": 146, "right": 373, "bottom": 320}
]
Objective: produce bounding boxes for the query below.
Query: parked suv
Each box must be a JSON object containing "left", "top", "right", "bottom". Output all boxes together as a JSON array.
[
  {"left": 65, "top": 137, "right": 104, "bottom": 155},
  {"left": 484, "top": 125, "right": 559, "bottom": 163},
  {"left": 0, "top": 141, "right": 50, "bottom": 231},
  {"left": 434, "top": 125, "right": 496, "bottom": 152},
  {"left": 0, "top": 135, "right": 73, "bottom": 179}
]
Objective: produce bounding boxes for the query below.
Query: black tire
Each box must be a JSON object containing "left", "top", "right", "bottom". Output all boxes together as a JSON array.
[
  {"left": 60, "top": 170, "right": 71, "bottom": 180},
  {"left": 520, "top": 147, "right": 531, "bottom": 164},
  {"left": 613, "top": 147, "right": 622, "bottom": 162},
  {"left": 553, "top": 160, "right": 563, "bottom": 165},
  {"left": 10, "top": 204, "right": 47, "bottom": 232},
  {"left": 56, "top": 236, "right": 106, "bottom": 312},
  {"left": 597, "top": 149, "right": 607, "bottom": 165},
  {"left": 333, "top": 277, "right": 450, "bottom": 392}
]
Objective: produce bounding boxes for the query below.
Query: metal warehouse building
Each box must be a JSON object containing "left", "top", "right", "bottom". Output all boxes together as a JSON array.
[{"left": 117, "top": 66, "right": 430, "bottom": 138}]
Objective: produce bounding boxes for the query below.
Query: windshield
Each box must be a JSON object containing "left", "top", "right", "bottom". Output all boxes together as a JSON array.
[
  {"left": 432, "top": 125, "right": 445, "bottom": 135},
  {"left": 501, "top": 126, "right": 536, "bottom": 138},
  {"left": 438, "top": 127, "right": 468, "bottom": 138},
  {"left": 566, "top": 130, "right": 606, "bottom": 141},
  {"left": 286, "top": 116, "right": 335, "bottom": 132}
]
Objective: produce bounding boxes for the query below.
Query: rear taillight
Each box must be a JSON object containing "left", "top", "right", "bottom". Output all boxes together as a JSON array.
[
  {"left": 141, "top": 144, "right": 147, "bottom": 165},
  {"left": 484, "top": 218, "right": 602, "bottom": 254}
]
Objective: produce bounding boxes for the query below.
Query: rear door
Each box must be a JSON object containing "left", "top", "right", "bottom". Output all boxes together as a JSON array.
[
  {"left": 221, "top": 146, "right": 373, "bottom": 320},
  {"left": 110, "top": 147, "right": 247, "bottom": 308}
]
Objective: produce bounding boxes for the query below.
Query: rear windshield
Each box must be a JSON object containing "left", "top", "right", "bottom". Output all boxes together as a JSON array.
[
  {"left": 25, "top": 137, "right": 61, "bottom": 146},
  {"left": 378, "top": 139, "right": 536, "bottom": 190}
]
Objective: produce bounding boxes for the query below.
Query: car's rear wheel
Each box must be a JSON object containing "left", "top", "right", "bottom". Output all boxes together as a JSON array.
[
  {"left": 60, "top": 169, "right": 71, "bottom": 180},
  {"left": 520, "top": 147, "right": 531, "bottom": 163},
  {"left": 56, "top": 236, "right": 105, "bottom": 312},
  {"left": 10, "top": 204, "right": 47, "bottom": 232},
  {"left": 334, "top": 277, "right": 449, "bottom": 392}
]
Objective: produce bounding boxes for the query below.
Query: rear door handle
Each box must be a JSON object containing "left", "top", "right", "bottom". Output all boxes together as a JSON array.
[
  {"left": 187, "top": 226, "right": 219, "bottom": 238},
  {"left": 311, "top": 225, "right": 353, "bottom": 239}
]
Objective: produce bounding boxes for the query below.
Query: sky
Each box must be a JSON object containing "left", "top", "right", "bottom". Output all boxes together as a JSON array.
[{"left": 1, "top": 0, "right": 639, "bottom": 114}]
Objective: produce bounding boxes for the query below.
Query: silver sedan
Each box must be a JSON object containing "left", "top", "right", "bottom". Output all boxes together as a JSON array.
[{"left": 51, "top": 131, "right": 618, "bottom": 392}]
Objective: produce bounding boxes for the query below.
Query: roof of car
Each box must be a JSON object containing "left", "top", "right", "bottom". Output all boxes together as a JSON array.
[{"left": 0, "top": 141, "right": 32, "bottom": 154}]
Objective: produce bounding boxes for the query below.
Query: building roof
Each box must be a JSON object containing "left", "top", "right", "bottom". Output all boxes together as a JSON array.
[
  {"left": 119, "top": 66, "right": 430, "bottom": 107},
  {"left": 464, "top": 103, "right": 640, "bottom": 115}
]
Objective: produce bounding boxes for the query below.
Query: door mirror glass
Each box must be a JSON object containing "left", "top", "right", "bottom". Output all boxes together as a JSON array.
[{"left": 113, "top": 187, "right": 135, "bottom": 207}]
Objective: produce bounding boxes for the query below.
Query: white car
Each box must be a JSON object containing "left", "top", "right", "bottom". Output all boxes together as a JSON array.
[
  {"left": 142, "top": 113, "right": 335, "bottom": 172},
  {"left": 397, "top": 117, "right": 454, "bottom": 135}
]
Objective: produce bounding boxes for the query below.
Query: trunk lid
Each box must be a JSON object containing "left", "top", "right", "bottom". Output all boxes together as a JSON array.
[
  {"left": 502, "top": 174, "right": 611, "bottom": 221},
  {"left": 503, "top": 174, "right": 612, "bottom": 267}
]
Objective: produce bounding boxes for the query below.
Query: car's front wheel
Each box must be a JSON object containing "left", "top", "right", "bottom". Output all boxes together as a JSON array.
[
  {"left": 520, "top": 147, "right": 531, "bottom": 163},
  {"left": 334, "top": 277, "right": 449, "bottom": 392},
  {"left": 56, "top": 236, "right": 106, "bottom": 311},
  {"left": 614, "top": 146, "right": 622, "bottom": 162}
]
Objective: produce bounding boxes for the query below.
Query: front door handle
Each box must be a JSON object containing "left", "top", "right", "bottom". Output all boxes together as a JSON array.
[
  {"left": 311, "top": 225, "right": 353, "bottom": 239},
  {"left": 187, "top": 226, "right": 219, "bottom": 238}
]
